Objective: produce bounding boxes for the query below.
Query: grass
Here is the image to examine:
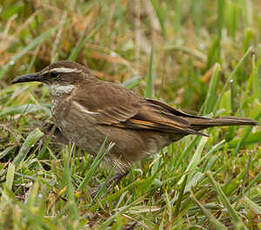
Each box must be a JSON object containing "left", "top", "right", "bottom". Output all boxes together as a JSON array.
[{"left": 0, "top": 0, "right": 261, "bottom": 229}]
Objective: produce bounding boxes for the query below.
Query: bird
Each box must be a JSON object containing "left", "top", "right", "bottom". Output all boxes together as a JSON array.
[{"left": 11, "top": 61, "right": 259, "bottom": 190}]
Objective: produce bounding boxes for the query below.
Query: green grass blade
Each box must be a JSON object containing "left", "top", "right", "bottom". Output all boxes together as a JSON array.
[
  {"left": 0, "top": 104, "right": 44, "bottom": 117},
  {"left": 27, "top": 181, "right": 40, "bottom": 209},
  {"left": 0, "top": 24, "right": 61, "bottom": 80},
  {"left": 77, "top": 138, "right": 113, "bottom": 190},
  {"left": 252, "top": 56, "right": 261, "bottom": 100},
  {"left": 178, "top": 136, "right": 208, "bottom": 185},
  {"left": 214, "top": 46, "right": 253, "bottom": 112},
  {"left": 89, "top": 179, "right": 144, "bottom": 212},
  {"left": 150, "top": 0, "right": 166, "bottom": 39},
  {"left": 202, "top": 63, "right": 221, "bottom": 114},
  {"left": 174, "top": 175, "right": 188, "bottom": 217},
  {"left": 232, "top": 113, "right": 261, "bottom": 156},
  {"left": 68, "top": 21, "right": 103, "bottom": 61},
  {"left": 243, "top": 196, "right": 261, "bottom": 215},
  {"left": 173, "top": 0, "right": 182, "bottom": 38},
  {"left": 175, "top": 136, "right": 200, "bottom": 169},
  {"left": 6, "top": 163, "right": 15, "bottom": 190},
  {"left": 228, "top": 131, "right": 261, "bottom": 147},
  {"left": 63, "top": 145, "right": 78, "bottom": 220},
  {"left": 13, "top": 128, "right": 44, "bottom": 167},
  {"left": 243, "top": 171, "right": 261, "bottom": 195},
  {"left": 0, "top": 146, "right": 16, "bottom": 160},
  {"left": 191, "top": 192, "right": 227, "bottom": 230},
  {"left": 145, "top": 44, "right": 154, "bottom": 98},
  {"left": 217, "top": 0, "right": 225, "bottom": 62},
  {"left": 206, "top": 172, "right": 248, "bottom": 229}
]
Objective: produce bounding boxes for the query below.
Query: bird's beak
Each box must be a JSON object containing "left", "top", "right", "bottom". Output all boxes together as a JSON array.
[{"left": 11, "top": 72, "right": 42, "bottom": 84}]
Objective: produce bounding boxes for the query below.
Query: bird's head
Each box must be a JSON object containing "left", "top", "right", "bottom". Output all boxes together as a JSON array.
[
  {"left": 11, "top": 61, "right": 93, "bottom": 96},
  {"left": 12, "top": 61, "right": 89, "bottom": 85}
]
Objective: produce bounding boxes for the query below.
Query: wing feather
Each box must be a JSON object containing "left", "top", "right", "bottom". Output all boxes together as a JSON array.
[{"left": 73, "top": 82, "right": 206, "bottom": 136}]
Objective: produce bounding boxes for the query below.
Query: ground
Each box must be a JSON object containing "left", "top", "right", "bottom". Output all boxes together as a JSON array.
[{"left": 0, "top": 0, "right": 261, "bottom": 229}]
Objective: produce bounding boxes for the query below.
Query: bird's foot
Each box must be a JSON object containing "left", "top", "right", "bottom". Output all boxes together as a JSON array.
[{"left": 90, "top": 170, "right": 129, "bottom": 198}]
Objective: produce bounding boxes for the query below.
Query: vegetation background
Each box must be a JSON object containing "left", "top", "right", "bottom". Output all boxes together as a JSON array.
[{"left": 0, "top": 0, "right": 261, "bottom": 229}]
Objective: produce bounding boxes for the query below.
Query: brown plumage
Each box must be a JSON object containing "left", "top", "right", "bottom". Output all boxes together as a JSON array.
[{"left": 12, "top": 61, "right": 259, "bottom": 184}]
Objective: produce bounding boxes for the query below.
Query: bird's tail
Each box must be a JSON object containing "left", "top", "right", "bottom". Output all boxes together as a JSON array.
[{"left": 188, "top": 116, "right": 259, "bottom": 130}]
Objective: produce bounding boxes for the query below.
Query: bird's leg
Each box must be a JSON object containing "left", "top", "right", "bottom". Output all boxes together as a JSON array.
[
  {"left": 106, "top": 170, "right": 129, "bottom": 191},
  {"left": 90, "top": 170, "right": 129, "bottom": 198},
  {"left": 52, "top": 126, "right": 69, "bottom": 144},
  {"left": 41, "top": 122, "right": 69, "bottom": 144}
]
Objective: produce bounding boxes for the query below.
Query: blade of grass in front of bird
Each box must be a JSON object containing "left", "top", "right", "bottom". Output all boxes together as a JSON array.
[
  {"left": 174, "top": 136, "right": 200, "bottom": 169},
  {"left": 178, "top": 136, "right": 208, "bottom": 185},
  {"left": 139, "top": 156, "right": 168, "bottom": 193},
  {"left": 62, "top": 144, "right": 79, "bottom": 220},
  {"left": 13, "top": 128, "right": 44, "bottom": 168},
  {"left": 199, "top": 140, "right": 225, "bottom": 167},
  {"left": 77, "top": 138, "right": 113, "bottom": 190},
  {"left": 92, "top": 169, "right": 114, "bottom": 200}
]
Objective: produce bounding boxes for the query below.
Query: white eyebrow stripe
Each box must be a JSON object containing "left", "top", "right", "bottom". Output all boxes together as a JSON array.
[
  {"left": 72, "top": 101, "right": 99, "bottom": 115},
  {"left": 43, "top": 67, "right": 82, "bottom": 74}
]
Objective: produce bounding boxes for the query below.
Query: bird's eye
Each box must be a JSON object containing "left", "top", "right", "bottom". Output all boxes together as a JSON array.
[{"left": 50, "top": 71, "right": 58, "bottom": 78}]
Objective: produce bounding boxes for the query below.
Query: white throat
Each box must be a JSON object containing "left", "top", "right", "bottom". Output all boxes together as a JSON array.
[{"left": 49, "top": 84, "right": 74, "bottom": 97}]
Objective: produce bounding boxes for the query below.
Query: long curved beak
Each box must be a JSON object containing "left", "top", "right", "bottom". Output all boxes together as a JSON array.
[{"left": 11, "top": 73, "right": 42, "bottom": 84}]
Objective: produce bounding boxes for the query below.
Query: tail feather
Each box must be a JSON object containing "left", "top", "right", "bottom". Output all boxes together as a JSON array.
[{"left": 188, "top": 116, "right": 259, "bottom": 130}]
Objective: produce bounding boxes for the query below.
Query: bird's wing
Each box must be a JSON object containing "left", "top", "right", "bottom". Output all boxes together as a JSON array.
[
  {"left": 122, "top": 99, "right": 206, "bottom": 136},
  {"left": 73, "top": 81, "right": 140, "bottom": 124},
  {"left": 73, "top": 82, "right": 205, "bottom": 136}
]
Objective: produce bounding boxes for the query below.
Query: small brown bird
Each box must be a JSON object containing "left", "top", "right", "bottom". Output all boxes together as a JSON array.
[{"left": 12, "top": 61, "right": 258, "bottom": 187}]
